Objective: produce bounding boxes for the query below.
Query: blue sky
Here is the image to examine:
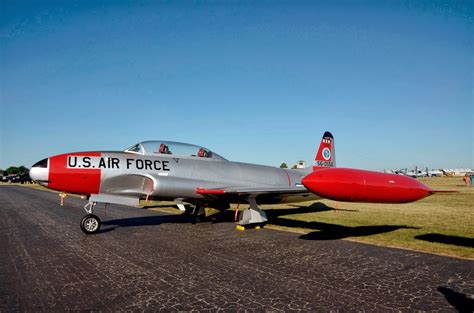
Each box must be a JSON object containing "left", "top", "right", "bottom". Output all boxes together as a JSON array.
[{"left": 1, "top": 1, "right": 472, "bottom": 170}]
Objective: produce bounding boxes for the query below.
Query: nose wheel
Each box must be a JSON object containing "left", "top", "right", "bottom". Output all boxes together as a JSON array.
[
  {"left": 80, "top": 214, "right": 101, "bottom": 234},
  {"left": 80, "top": 201, "right": 101, "bottom": 234}
]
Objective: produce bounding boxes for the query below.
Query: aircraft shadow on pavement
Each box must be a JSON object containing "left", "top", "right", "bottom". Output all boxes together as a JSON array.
[
  {"left": 438, "top": 287, "right": 474, "bottom": 313},
  {"left": 208, "top": 202, "right": 339, "bottom": 224},
  {"left": 288, "top": 202, "right": 359, "bottom": 212},
  {"left": 265, "top": 215, "right": 415, "bottom": 241},
  {"left": 101, "top": 214, "right": 193, "bottom": 232},
  {"left": 141, "top": 203, "right": 182, "bottom": 209},
  {"left": 210, "top": 202, "right": 357, "bottom": 224},
  {"left": 212, "top": 202, "right": 413, "bottom": 240},
  {"left": 265, "top": 203, "right": 414, "bottom": 240},
  {"left": 100, "top": 202, "right": 413, "bottom": 240},
  {"left": 415, "top": 233, "right": 474, "bottom": 248}
]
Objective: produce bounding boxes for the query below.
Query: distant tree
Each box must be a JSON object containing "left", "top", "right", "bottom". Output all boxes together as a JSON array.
[
  {"left": 5, "top": 166, "right": 28, "bottom": 175},
  {"left": 18, "top": 166, "right": 29, "bottom": 174},
  {"left": 6, "top": 167, "right": 19, "bottom": 175},
  {"left": 291, "top": 165, "right": 297, "bottom": 169},
  {"left": 279, "top": 162, "right": 288, "bottom": 169}
]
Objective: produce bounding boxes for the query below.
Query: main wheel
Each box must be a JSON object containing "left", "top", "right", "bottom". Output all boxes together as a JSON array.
[{"left": 80, "top": 214, "right": 101, "bottom": 234}]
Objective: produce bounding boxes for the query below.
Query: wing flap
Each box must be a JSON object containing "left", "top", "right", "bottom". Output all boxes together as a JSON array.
[
  {"left": 196, "top": 185, "right": 318, "bottom": 204},
  {"left": 196, "top": 186, "right": 308, "bottom": 195}
]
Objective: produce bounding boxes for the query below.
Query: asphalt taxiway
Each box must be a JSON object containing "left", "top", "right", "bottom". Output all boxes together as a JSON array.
[{"left": 0, "top": 186, "right": 473, "bottom": 311}]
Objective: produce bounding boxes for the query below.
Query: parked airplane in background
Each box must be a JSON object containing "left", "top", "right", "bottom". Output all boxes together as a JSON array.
[
  {"left": 424, "top": 168, "right": 444, "bottom": 177},
  {"left": 400, "top": 168, "right": 427, "bottom": 178},
  {"left": 30, "top": 132, "right": 438, "bottom": 234},
  {"left": 396, "top": 167, "right": 444, "bottom": 178}
]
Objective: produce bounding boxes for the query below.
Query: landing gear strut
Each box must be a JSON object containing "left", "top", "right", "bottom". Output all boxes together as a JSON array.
[
  {"left": 191, "top": 204, "right": 206, "bottom": 224},
  {"left": 80, "top": 201, "right": 101, "bottom": 234},
  {"left": 238, "top": 197, "right": 268, "bottom": 226}
]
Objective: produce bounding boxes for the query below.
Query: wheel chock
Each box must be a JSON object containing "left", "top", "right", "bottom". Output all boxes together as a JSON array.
[
  {"left": 255, "top": 226, "right": 261, "bottom": 230},
  {"left": 236, "top": 225, "right": 245, "bottom": 231}
]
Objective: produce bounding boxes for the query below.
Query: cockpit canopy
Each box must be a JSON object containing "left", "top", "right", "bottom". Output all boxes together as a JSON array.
[{"left": 124, "top": 141, "right": 228, "bottom": 161}]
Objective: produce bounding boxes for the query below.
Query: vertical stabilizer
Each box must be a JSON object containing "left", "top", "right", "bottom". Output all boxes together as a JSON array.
[{"left": 313, "top": 131, "right": 336, "bottom": 171}]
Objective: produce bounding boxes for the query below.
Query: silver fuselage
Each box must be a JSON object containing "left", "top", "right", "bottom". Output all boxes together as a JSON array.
[{"left": 90, "top": 151, "right": 315, "bottom": 204}]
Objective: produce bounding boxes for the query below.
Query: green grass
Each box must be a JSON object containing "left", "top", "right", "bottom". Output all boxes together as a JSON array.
[
  {"left": 0, "top": 182, "right": 84, "bottom": 197},
  {"left": 3, "top": 178, "right": 473, "bottom": 259},
  {"left": 0, "top": 182, "right": 52, "bottom": 191}
]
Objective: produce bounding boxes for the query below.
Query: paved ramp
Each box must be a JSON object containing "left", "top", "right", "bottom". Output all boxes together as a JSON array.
[{"left": 0, "top": 186, "right": 472, "bottom": 311}]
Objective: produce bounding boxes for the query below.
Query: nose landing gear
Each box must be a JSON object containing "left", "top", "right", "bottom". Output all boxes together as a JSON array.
[
  {"left": 80, "top": 201, "right": 101, "bottom": 234},
  {"left": 80, "top": 214, "right": 101, "bottom": 234}
]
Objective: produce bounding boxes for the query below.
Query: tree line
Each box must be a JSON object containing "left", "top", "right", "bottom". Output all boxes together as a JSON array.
[
  {"left": 1, "top": 166, "right": 29, "bottom": 175},
  {"left": 279, "top": 162, "right": 298, "bottom": 169}
]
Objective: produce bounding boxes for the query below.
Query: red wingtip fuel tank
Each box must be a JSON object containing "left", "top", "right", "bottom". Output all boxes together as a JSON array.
[{"left": 302, "top": 168, "right": 434, "bottom": 203}]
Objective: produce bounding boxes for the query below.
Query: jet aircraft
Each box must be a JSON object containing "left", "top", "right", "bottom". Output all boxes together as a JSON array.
[{"left": 30, "top": 132, "right": 436, "bottom": 234}]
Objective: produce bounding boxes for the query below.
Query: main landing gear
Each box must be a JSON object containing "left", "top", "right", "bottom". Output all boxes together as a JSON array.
[
  {"left": 191, "top": 204, "right": 206, "bottom": 224},
  {"left": 238, "top": 197, "right": 268, "bottom": 226},
  {"left": 80, "top": 201, "right": 101, "bottom": 234}
]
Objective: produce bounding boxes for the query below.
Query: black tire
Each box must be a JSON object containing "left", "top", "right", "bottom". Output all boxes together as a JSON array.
[{"left": 80, "top": 214, "right": 101, "bottom": 234}]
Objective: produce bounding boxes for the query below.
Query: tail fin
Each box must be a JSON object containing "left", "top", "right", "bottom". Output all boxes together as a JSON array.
[{"left": 313, "top": 131, "right": 336, "bottom": 171}]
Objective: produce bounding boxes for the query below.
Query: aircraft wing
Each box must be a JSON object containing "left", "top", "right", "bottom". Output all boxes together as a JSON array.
[{"left": 196, "top": 185, "right": 319, "bottom": 203}]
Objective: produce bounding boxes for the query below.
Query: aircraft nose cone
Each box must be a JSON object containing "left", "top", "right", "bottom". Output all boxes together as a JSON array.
[{"left": 30, "top": 158, "right": 49, "bottom": 185}]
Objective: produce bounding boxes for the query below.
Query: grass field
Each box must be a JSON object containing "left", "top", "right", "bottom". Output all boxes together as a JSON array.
[{"left": 3, "top": 177, "right": 473, "bottom": 259}]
